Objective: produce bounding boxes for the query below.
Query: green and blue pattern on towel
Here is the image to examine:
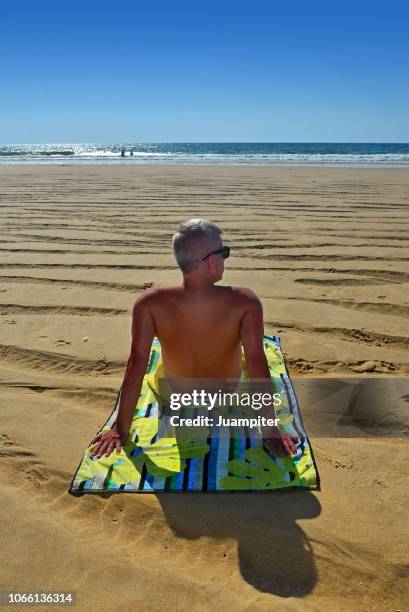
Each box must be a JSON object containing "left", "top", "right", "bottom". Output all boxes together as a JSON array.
[{"left": 69, "top": 335, "right": 319, "bottom": 493}]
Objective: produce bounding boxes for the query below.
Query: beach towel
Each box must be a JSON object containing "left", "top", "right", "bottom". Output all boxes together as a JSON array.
[{"left": 69, "top": 335, "right": 320, "bottom": 494}]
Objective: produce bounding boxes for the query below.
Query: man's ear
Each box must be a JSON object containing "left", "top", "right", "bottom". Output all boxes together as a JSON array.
[
  {"left": 203, "top": 255, "right": 212, "bottom": 269},
  {"left": 208, "top": 254, "right": 216, "bottom": 268}
]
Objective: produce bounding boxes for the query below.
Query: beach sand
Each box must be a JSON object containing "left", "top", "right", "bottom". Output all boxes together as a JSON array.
[{"left": 0, "top": 164, "right": 408, "bottom": 610}]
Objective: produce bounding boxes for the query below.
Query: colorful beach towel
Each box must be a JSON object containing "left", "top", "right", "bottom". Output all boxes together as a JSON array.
[{"left": 69, "top": 335, "right": 320, "bottom": 494}]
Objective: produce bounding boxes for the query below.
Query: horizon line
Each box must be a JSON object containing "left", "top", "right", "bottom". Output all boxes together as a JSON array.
[{"left": 2, "top": 141, "right": 409, "bottom": 146}]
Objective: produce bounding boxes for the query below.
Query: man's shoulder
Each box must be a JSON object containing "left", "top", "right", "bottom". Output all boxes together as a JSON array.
[
  {"left": 133, "top": 285, "right": 180, "bottom": 308},
  {"left": 219, "top": 285, "right": 262, "bottom": 310},
  {"left": 229, "top": 286, "right": 261, "bottom": 303}
]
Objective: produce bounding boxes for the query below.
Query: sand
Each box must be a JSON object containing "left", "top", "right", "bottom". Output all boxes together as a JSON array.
[{"left": 0, "top": 164, "right": 408, "bottom": 611}]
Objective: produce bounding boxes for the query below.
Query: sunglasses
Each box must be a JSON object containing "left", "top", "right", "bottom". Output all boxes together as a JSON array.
[{"left": 201, "top": 245, "right": 230, "bottom": 261}]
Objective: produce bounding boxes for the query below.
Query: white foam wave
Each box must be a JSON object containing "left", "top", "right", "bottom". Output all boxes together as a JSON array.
[
  {"left": 75, "top": 150, "right": 173, "bottom": 157},
  {"left": 70, "top": 152, "right": 409, "bottom": 164}
]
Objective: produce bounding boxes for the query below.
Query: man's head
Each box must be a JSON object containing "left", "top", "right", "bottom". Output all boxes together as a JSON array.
[{"left": 172, "top": 218, "right": 227, "bottom": 282}]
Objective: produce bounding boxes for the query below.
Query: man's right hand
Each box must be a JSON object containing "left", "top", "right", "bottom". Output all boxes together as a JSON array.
[{"left": 90, "top": 426, "right": 128, "bottom": 459}]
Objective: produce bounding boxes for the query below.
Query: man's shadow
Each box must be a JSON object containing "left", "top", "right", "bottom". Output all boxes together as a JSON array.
[{"left": 155, "top": 490, "right": 321, "bottom": 597}]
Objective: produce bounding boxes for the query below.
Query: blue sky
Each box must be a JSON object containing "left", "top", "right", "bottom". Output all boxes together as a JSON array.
[{"left": 1, "top": 0, "right": 408, "bottom": 143}]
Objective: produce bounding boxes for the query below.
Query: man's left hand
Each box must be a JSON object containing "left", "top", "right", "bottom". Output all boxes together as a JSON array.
[{"left": 263, "top": 426, "right": 299, "bottom": 456}]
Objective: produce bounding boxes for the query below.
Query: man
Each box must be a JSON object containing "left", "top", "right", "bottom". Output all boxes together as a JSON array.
[{"left": 90, "top": 218, "right": 298, "bottom": 458}]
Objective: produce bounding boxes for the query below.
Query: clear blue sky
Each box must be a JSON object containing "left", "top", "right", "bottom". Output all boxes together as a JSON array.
[{"left": 1, "top": 0, "right": 408, "bottom": 143}]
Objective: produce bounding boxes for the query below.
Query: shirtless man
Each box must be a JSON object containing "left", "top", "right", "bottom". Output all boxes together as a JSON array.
[{"left": 90, "top": 218, "right": 298, "bottom": 459}]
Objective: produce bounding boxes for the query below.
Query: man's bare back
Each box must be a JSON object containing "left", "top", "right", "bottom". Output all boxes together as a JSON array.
[{"left": 141, "top": 284, "right": 252, "bottom": 380}]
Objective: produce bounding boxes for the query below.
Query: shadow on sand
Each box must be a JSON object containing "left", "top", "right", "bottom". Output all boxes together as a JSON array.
[
  {"left": 72, "top": 487, "right": 321, "bottom": 596},
  {"left": 155, "top": 491, "right": 321, "bottom": 597}
]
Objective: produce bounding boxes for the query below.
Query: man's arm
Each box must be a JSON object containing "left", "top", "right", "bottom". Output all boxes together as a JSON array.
[
  {"left": 239, "top": 289, "right": 298, "bottom": 456},
  {"left": 114, "top": 293, "right": 156, "bottom": 438},
  {"left": 90, "top": 291, "right": 156, "bottom": 458},
  {"left": 239, "top": 290, "right": 278, "bottom": 417},
  {"left": 239, "top": 290, "right": 272, "bottom": 381}
]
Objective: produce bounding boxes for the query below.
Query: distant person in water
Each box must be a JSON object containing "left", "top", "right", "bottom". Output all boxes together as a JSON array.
[
  {"left": 90, "top": 218, "right": 299, "bottom": 459},
  {"left": 120, "top": 149, "right": 125, "bottom": 157},
  {"left": 130, "top": 150, "right": 134, "bottom": 156}
]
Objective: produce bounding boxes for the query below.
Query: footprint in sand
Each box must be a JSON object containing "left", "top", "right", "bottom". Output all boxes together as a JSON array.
[{"left": 55, "top": 340, "right": 72, "bottom": 346}]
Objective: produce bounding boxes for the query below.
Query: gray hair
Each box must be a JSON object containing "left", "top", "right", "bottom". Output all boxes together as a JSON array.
[{"left": 172, "top": 218, "right": 223, "bottom": 273}]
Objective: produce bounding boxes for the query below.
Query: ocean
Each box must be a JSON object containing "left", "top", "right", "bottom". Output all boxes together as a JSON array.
[{"left": 0, "top": 143, "right": 409, "bottom": 166}]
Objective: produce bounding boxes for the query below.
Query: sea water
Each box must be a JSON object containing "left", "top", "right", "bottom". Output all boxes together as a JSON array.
[{"left": 1, "top": 142, "right": 409, "bottom": 166}]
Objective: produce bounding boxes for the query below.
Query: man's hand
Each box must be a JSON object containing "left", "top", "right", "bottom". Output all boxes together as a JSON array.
[
  {"left": 90, "top": 426, "right": 128, "bottom": 459},
  {"left": 263, "top": 426, "right": 299, "bottom": 457}
]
